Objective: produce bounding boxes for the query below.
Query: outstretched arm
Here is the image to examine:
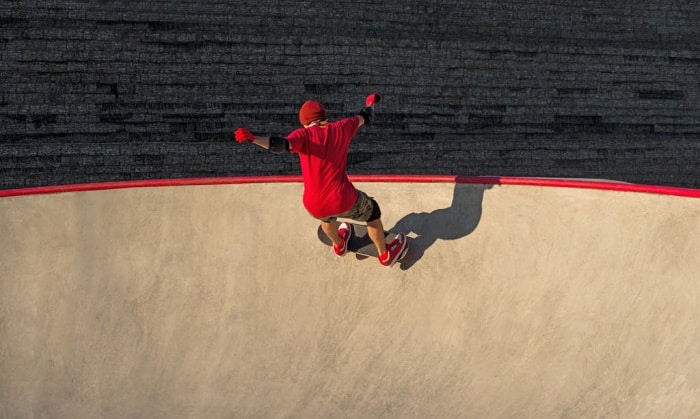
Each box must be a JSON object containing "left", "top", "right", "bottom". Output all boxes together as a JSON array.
[{"left": 234, "top": 129, "right": 289, "bottom": 154}]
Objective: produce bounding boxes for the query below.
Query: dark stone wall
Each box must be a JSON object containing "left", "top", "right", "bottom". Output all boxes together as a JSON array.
[{"left": 2, "top": 1, "right": 699, "bottom": 189}]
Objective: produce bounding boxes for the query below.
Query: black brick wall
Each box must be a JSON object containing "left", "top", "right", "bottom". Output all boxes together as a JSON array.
[{"left": 2, "top": 1, "right": 699, "bottom": 189}]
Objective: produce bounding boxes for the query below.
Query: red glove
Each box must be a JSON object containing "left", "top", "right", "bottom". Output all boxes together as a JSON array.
[
  {"left": 234, "top": 128, "right": 254, "bottom": 143},
  {"left": 366, "top": 93, "right": 381, "bottom": 107}
]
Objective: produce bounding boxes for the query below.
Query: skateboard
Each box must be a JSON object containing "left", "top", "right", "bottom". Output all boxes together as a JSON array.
[{"left": 316, "top": 222, "right": 409, "bottom": 259}]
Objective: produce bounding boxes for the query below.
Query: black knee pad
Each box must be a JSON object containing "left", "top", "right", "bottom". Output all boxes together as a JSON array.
[{"left": 367, "top": 199, "right": 382, "bottom": 222}]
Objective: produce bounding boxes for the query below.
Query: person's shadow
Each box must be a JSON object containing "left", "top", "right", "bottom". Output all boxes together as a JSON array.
[{"left": 390, "top": 183, "right": 493, "bottom": 270}]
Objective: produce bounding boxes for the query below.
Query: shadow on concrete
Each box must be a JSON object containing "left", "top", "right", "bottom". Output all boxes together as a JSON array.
[{"left": 391, "top": 184, "right": 493, "bottom": 270}]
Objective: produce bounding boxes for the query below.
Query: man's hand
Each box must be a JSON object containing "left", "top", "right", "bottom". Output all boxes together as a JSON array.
[
  {"left": 366, "top": 93, "right": 381, "bottom": 107},
  {"left": 358, "top": 93, "right": 381, "bottom": 126},
  {"left": 234, "top": 128, "right": 255, "bottom": 143}
]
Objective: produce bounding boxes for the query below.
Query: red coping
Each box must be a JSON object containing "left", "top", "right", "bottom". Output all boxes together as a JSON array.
[{"left": 1, "top": 175, "right": 699, "bottom": 198}]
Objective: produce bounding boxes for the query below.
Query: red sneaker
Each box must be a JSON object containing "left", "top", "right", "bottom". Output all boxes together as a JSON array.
[
  {"left": 379, "top": 233, "right": 408, "bottom": 267},
  {"left": 333, "top": 223, "right": 352, "bottom": 256}
]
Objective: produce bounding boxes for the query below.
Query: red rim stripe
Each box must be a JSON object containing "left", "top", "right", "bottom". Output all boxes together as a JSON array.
[{"left": 1, "top": 175, "right": 699, "bottom": 199}]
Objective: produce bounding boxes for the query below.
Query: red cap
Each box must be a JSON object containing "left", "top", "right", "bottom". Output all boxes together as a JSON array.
[{"left": 298, "top": 100, "right": 327, "bottom": 126}]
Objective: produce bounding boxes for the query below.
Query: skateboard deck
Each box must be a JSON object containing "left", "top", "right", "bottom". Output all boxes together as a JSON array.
[{"left": 317, "top": 222, "right": 408, "bottom": 259}]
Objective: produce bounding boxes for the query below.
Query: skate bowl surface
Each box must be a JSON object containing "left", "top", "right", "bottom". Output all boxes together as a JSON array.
[{"left": 1, "top": 176, "right": 700, "bottom": 418}]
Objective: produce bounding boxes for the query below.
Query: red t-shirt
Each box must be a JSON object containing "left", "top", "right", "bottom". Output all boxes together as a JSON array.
[{"left": 286, "top": 117, "right": 361, "bottom": 218}]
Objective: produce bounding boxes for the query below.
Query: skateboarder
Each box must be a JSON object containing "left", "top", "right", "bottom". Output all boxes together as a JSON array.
[{"left": 234, "top": 94, "right": 407, "bottom": 266}]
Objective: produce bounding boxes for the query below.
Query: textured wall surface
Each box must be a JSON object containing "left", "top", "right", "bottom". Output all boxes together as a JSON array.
[{"left": 1, "top": 1, "right": 699, "bottom": 189}]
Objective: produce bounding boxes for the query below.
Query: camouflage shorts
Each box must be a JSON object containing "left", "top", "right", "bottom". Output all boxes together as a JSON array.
[{"left": 320, "top": 190, "right": 377, "bottom": 223}]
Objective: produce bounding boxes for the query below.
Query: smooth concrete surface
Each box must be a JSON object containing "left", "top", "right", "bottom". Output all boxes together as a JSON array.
[{"left": 1, "top": 182, "right": 700, "bottom": 418}]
